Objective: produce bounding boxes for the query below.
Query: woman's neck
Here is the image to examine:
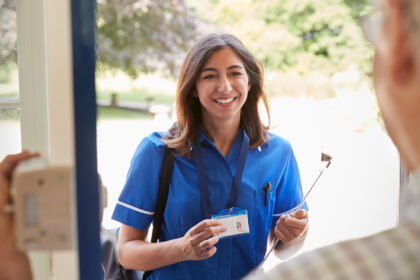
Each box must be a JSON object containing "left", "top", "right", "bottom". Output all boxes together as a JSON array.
[{"left": 202, "top": 117, "right": 240, "bottom": 157}]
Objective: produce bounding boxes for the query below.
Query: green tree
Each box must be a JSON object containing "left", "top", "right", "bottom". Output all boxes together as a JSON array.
[
  {"left": 0, "top": 0, "right": 17, "bottom": 83},
  {"left": 261, "top": 0, "right": 373, "bottom": 75},
  {"left": 187, "top": 0, "right": 373, "bottom": 76},
  {"left": 96, "top": 0, "right": 201, "bottom": 78}
]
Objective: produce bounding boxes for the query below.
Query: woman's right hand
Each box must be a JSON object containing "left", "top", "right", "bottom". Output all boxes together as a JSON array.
[{"left": 177, "top": 219, "right": 227, "bottom": 261}]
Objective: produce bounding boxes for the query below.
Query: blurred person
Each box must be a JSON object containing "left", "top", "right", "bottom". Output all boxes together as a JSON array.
[
  {"left": 0, "top": 151, "right": 139, "bottom": 280},
  {"left": 113, "top": 33, "right": 309, "bottom": 280},
  {"left": 246, "top": 0, "right": 420, "bottom": 279},
  {"left": 0, "top": 151, "right": 39, "bottom": 280}
]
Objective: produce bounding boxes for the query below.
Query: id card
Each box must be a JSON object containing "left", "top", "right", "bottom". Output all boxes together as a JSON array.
[{"left": 212, "top": 208, "right": 250, "bottom": 239}]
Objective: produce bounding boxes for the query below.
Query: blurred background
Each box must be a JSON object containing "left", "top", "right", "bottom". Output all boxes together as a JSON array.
[{"left": 1, "top": 0, "right": 398, "bottom": 272}]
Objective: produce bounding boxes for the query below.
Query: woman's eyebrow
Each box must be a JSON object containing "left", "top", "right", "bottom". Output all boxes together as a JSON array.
[
  {"left": 200, "top": 65, "right": 244, "bottom": 73},
  {"left": 227, "top": 65, "right": 243, "bottom": 70},
  {"left": 200, "top": 67, "right": 217, "bottom": 73}
]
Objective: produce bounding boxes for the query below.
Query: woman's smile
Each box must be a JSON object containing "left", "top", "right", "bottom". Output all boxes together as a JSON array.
[
  {"left": 214, "top": 96, "right": 237, "bottom": 104},
  {"left": 195, "top": 47, "right": 250, "bottom": 124}
]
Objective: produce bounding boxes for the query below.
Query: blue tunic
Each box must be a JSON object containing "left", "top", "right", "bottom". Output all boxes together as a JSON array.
[{"left": 112, "top": 129, "right": 305, "bottom": 280}]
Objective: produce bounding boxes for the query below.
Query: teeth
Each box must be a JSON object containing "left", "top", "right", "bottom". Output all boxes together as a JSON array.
[{"left": 215, "top": 97, "right": 235, "bottom": 104}]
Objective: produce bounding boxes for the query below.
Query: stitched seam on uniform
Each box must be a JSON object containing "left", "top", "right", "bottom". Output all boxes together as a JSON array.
[{"left": 117, "top": 201, "right": 155, "bottom": 215}]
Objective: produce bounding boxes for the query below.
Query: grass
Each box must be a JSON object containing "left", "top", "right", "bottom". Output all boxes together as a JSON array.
[
  {"left": 0, "top": 106, "right": 153, "bottom": 122},
  {"left": 0, "top": 92, "right": 19, "bottom": 99},
  {"left": 0, "top": 108, "right": 20, "bottom": 121},
  {"left": 97, "top": 90, "right": 175, "bottom": 104},
  {"left": 97, "top": 106, "right": 153, "bottom": 120},
  {"left": 96, "top": 90, "right": 174, "bottom": 120},
  {"left": 0, "top": 90, "right": 165, "bottom": 120}
]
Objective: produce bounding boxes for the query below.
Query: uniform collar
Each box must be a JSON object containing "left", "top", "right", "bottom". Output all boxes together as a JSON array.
[
  {"left": 198, "top": 126, "right": 210, "bottom": 144},
  {"left": 197, "top": 125, "right": 248, "bottom": 146}
]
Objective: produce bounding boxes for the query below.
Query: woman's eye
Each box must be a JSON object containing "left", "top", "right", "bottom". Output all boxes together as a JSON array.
[
  {"left": 203, "top": 74, "right": 216, "bottom": 79},
  {"left": 230, "top": 72, "right": 242, "bottom": 77}
]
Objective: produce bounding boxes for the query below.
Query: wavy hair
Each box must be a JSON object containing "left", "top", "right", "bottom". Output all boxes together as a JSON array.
[{"left": 163, "top": 33, "right": 270, "bottom": 156}]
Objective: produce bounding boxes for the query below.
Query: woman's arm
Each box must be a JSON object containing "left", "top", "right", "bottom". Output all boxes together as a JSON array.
[{"left": 117, "top": 219, "right": 226, "bottom": 271}]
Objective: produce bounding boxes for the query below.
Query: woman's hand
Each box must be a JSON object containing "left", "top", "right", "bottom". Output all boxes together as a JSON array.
[
  {"left": 177, "top": 219, "right": 227, "bottom": 261},
  {"left": 118, "top": 219, "right": 226, "bottom": 270},
  {"left": 274, "top": 209, "right": 308, "bottom": 244}
]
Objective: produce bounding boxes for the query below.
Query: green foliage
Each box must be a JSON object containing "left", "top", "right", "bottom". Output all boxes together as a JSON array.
[
  {"left": 0, "top": 62, "right": 16, "bottom": 83},
  {"left": 0, "top": 92, "right": 18, "bottom": 99},
  {"left": 0, "top": 1, "right": 18, "bottom": 83},
  {"left": 343, "top": 0, "right": 373, "bottom": 18},
  {"left": 0, "top": 108, "right": 20, "bottom": 121},
  {"left": 96, "top": 0, "right": 201, "bottom": 78},
  {"left": 187, "top": 0, "right": 373, "bottom": 78}
]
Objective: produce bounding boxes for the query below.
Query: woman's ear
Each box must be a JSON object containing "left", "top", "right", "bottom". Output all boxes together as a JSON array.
[
  {"left": 193, "top": 89, "right": 198, "bottom": 97},
  {"left": 388, "top": 0, "right": 415, "bottom": 83}
]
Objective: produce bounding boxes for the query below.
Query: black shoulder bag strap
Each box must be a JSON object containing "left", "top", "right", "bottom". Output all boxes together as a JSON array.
[{"left": 142, "top": 146, "right": 174, "bottom": 280}]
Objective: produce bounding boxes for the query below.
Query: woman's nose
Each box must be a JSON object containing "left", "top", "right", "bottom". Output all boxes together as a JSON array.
[{"left": 217, "top": 76, "right": 232, "bottom": 94}]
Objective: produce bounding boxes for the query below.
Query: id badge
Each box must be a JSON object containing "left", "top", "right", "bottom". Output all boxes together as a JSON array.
[{"left": 212, "top": 207, "right": 250, "bottom": 239}]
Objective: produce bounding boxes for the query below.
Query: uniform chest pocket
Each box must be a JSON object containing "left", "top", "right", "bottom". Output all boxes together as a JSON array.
[{"left": 256, "top": 184, "right": 275, "bottom": 231}]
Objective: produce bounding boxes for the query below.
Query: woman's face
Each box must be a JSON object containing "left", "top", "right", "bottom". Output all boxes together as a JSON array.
[{"left": 194, "top": 47, "right": 250, "bottom": 126}]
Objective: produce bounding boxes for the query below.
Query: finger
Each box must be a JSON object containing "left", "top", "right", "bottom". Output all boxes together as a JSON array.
[
  {"left": 275, "top": 225, "right": 295, "bottom": 243},
  {"left": 0, "top": 176, "right": 11, "bottom": 205},
  {"left": 284, "top": 215, "right": 308, "bottom": 230},
  {"left": 290, "top": 209, "right": 308, "bottom": 219},
  {"left": 274, "top": 228, "right": 288, "bottom": 243},
  {"left": 283, "top": 216, "right": 307, "bottom": 235},
  {"left": 278, "top": 216, "right": 308, "bottom": 240},
  {"left": 189, "top": 219, "right": 223, "bottom": 236},
  {"left": 199, "top": 235, "right": 220, "bottom": 250},
  {"left": 189, "top": 225, "right": 226, "bottom": 245},
  {"left": 0, "top": 152, "right": 39, "bottom": 178},
  {"left": 276, "top": 218, "right": 298, "bottom": 242},
  {"left": 199, "top": 246, "right": 217, "bottom": 259}
]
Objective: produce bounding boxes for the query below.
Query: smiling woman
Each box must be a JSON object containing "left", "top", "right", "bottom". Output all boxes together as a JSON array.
[
  {"left": 112, "top": 33, "right": 309, "bottom": 280},
  {"left": 194, "top": 47, "right": 250, "bottom": 155},
  {"left": 165, "top": 34, "right": 269, "bottom": 157}
]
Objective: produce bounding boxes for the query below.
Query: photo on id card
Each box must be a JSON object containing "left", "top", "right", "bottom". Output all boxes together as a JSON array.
[{"left": 212, "top": 208, "right": 250, "bottom": 239}]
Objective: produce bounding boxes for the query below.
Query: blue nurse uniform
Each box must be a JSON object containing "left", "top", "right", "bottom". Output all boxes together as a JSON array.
[{"left": 112, "top": 128, "right": 306, "bottom": 280}]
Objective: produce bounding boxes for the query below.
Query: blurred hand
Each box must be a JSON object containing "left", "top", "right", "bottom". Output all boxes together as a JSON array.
[
  {"left": 274, "top": 209, "right": 308, "bottom": 244},
  {"left": 0, "top": 151, "right": 39, "bottom": 250},
  {"left": 177, "top": 219, "right": 226, "bottom": 261},
  {"left": 0, "top": 151, "right": 39, "bottom": 280}
]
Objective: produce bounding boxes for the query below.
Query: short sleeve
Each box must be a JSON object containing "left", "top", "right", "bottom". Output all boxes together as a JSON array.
[
  {"left": 112, "top": 132, "right": 165, "bottom": 230},
  {"left": 272, "top": 146, "right": 307, "bottom": 227}
]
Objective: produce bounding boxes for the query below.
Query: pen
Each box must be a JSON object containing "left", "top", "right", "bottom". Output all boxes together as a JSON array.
[{"left": 263, "top": 182, "right": 271, "bottom": 206}]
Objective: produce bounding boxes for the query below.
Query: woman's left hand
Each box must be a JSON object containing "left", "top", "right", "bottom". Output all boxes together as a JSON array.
[{"left": 274, "top": 209, "right": 308, "bottom": 244}]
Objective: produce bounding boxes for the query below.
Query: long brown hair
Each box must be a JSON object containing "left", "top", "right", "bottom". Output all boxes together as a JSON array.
[{"left": 163, "top": 33, "right": 270, "bottom": 156}]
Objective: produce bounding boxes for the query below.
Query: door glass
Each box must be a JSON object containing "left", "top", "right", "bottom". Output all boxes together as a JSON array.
[
  {"left": 0, "top": 0, "right": 19, "bottom": 100},
  {"left": 0, "top": 107, "right": 21, "bottom": 159}
]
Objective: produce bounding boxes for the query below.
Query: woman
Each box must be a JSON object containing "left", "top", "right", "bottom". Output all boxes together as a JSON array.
[{"left": 112, "top": 33, "right": 308, "bottom": 280}]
